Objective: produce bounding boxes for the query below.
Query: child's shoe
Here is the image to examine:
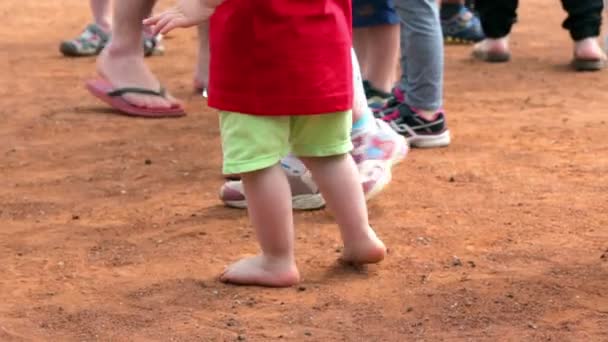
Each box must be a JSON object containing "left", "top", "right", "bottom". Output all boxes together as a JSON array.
[
  {"left": 59, "top": 24, "right": 110, "bottom": 57},
  {"left": 442, "top": 5, "right": 485, "bottom": 44}
]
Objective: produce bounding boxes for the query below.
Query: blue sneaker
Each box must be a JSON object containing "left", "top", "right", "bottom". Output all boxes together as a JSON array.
[{"left": 442, "top": 6, "right": 485, "bottom": 44}]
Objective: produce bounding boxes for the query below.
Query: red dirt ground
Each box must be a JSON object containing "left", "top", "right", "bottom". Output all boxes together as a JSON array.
[{"left": 1, "top": 0, "right": 607, "bottom": 341}]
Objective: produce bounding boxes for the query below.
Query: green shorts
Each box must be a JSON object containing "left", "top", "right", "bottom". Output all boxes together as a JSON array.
[{"left": 220, "top": 111, "right": 353, "bottom": 174}]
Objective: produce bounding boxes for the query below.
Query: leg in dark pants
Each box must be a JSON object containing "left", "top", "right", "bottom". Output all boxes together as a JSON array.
[
  {"left": 560, "top": 0, "right": 603, "bottom": 41},
  {"left": 475, "top": 0, "right": 518, "bottom": 38},
  {"left": 563, "top": 0, "right": 605, "bottom": 70}
]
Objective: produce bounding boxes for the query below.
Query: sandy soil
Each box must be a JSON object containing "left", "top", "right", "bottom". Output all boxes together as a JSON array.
[{"left": 1, "top": 0, "right": 607, "bottom": 340}]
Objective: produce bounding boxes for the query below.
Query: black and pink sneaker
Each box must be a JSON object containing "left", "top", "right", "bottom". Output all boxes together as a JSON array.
[{"left": 378, "top": 102, "right": 451, "bottom": 148}]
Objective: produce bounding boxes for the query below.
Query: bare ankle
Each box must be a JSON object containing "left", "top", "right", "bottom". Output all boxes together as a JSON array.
[{"left": 103, "top": 41, "right": 144, "bottom": 58}]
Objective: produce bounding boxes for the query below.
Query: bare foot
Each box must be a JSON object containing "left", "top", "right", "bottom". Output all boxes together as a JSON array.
[
  {"left": 96, "top": 48, "right": 180, "bottom": 109},
  {"left": 220, "top": 255, "right": 300, "bottom": 287},
  {"left": 473, "top": 37, "right": 511, "bottom": 62},
  {"left": 574, "top": 37, "right": 606, "bottom": 60},
  {"left": 341, "top": 227, "right": 387, "bottom": 265}
]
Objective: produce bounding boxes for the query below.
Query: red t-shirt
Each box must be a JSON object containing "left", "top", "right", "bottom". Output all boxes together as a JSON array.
[{"left": 208, "top": 0, "right": 353, "bottom": 116}]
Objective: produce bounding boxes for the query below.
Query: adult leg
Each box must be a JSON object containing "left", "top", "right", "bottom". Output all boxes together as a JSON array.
[
  {"left": 472, "top": 0, "right": 517, "bottom": 62},
  {"left": 96, "top": 0, "right": 179, "bottom": 109},
  {"left": 561, "top": 0, "right": 605, "bottom": 70}
]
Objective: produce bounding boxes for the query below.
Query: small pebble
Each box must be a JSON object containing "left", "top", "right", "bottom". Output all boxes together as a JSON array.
[
  {"left": 145, "top": 159, "right": 152, "bottom": 165},
  {"left": 449, "top": 176, "right": 456, "bottom": 182},
  {"left": 237, "top": 335, "right": 246, "bottom": 341},
  {"left": 72, "top": 215, "right": 80, "bottom": 220},
  {"left": 297, "top": 286, "right": 307, "bottom": 292},
  {"left": 304, "top": 331, "right": 312, "bottom": 336},
  {"left": 452, "top": 256, "right": 463, "bottom": 267}
]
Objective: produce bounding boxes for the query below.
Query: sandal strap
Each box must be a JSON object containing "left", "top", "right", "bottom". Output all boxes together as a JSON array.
[{"left": 108, "top": 87, "right": 166, "bottom": 98}]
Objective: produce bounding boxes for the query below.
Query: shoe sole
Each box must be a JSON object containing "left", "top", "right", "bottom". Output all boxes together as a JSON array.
[
  {"left": 444, "top": 36, "right": 481, "bottom": 45},
  {"left": 59, "top": 42, "right": 101, "bottom": 57},
  {"left": 472, "top": 49, "right": 511, "bottom": 63},
  {"left": 572, "top": 58, "right": 605, "bottom": 71},
  {"left": 408, "top": 129, "right": 451, "bottom": 148},
  {"left": 223, "top": 193, "right": 325, "bottom": 211}
]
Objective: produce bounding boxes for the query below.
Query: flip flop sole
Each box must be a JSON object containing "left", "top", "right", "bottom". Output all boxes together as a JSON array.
[
  {"left": 572, "top": 58, "right": 606, "bottom": 71},
  {"left": 472, "top": 49, "right": 511, "bottom": 63},
  {"left": 86, "top": 79, "right": 186, "bottom": 118}
]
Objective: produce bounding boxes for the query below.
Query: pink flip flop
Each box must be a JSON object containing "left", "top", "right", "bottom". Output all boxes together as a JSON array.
[{"left": 86, "top": 79, "right": 186, "bottom": 118}]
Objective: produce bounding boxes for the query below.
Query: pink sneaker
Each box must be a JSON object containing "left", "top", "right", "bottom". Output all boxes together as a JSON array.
[{"left": 351, "top": 118, "right": 409, "bottom": 200}]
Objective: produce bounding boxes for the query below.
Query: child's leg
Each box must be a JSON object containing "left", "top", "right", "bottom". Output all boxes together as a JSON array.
[
  {"left": 354, "top": 25, "right": 400, "bottom": 93},
  {"left": 350, "top": 47, "right": 409, "bottom": 197},
  {"left": 300, "top": 154, "right": 386, "bottom": 264},
  {"left": 396, "top": 0, "right": 444, "bottom": 114},
  {"left": 90, "top": 0, "right": 113, "bottom": 32},
  {"left": 217, "top": 112, "right": 300, "bottom": 287},
  {"left": 220, "top": 164, "right": 300, "bottom": 286},
  {"left": 194, "top": 22, "right": 210, "bottom": 92},
  {"left": 352, "top": 0, "right": 401, "bottom": 93},
  {"left": 292, "top": 112, "right": 386, "bottom": 264},
  {"left": 352, "top": 28, "right": 371, "bottom": 78},
  {"left": 351, "top": 48, "right": 370, "bottom": 124}
]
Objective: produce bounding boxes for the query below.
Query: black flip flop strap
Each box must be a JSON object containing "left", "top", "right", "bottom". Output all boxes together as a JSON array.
[{"left": 108, "top": 87, "right": 166, "bottom": 98}]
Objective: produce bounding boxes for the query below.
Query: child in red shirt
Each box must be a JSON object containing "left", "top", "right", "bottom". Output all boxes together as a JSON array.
[{"left": 145, "top": 0, "right": 386, "bottom": 287}]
